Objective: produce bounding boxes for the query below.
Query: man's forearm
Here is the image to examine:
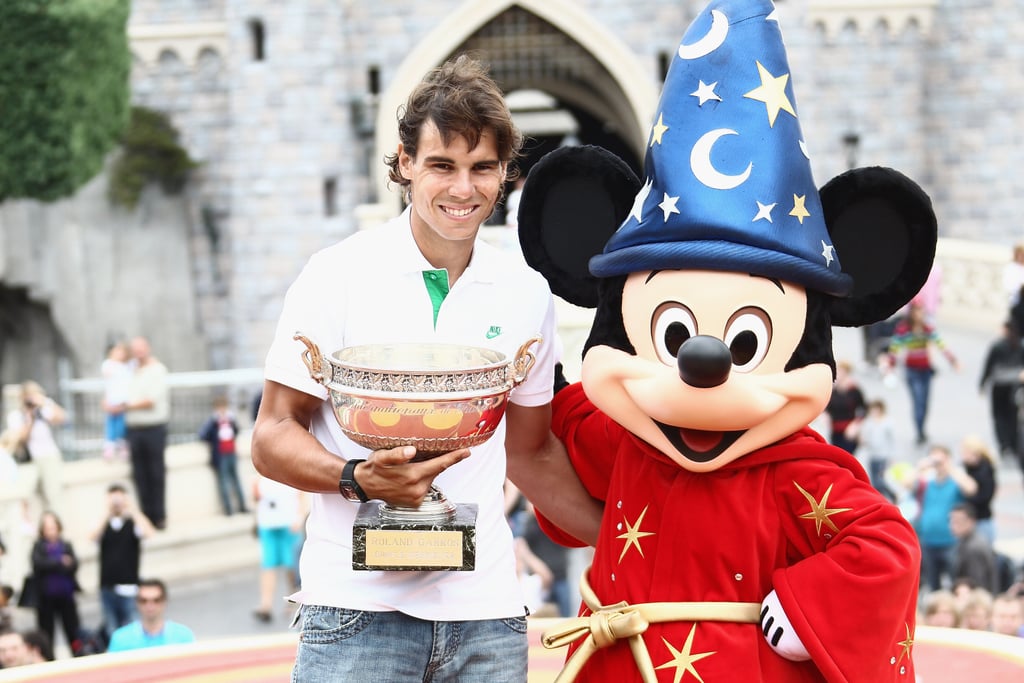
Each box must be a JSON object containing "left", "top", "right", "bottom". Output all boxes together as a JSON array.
[{"left": 507, "top": 432, "right": 601, "bottom": 546}]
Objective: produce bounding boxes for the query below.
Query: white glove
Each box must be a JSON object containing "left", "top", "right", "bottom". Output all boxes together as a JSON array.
[{"left": 760, "top": 590, "right": 811, "bottom": 661}]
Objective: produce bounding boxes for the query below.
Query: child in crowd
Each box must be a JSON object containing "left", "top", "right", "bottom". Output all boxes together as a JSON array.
[
  {"left": 199, "top": 396, "right": 248, "bottom": 516},
  {"left": 856, "top": 399, "right": 896, "bottom": 500},
  {"left": 100, "top": 341, "right": 132, "bottom": 461},
  {"left": 921, "top": 589, "right": 960, "bottom": 628}
]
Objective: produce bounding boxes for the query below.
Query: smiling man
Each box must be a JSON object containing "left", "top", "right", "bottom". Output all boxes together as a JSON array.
[{"left": 252, "top": 55, "right": 600, "bottom": 682}]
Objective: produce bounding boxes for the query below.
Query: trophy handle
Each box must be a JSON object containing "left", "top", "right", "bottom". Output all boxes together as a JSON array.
[
  {"left": 294, "top": 333, "right": 326, "bottom": 385},
  {"left": 511, "top": 336, "right": 541, "bottom": 386}
]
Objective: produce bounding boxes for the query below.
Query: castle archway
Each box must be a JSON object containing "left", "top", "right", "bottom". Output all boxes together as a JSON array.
[{"left": 373, "top": 0, "right": 657, "bottom": 211}]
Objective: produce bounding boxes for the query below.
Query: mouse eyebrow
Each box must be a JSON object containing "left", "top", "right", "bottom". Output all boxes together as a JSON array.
[
  {"left": 749, "top": 273, "right": 785, "bottom": 293},
  {"left": 644, "top": 270, "right": 663, "bottom": 284}
]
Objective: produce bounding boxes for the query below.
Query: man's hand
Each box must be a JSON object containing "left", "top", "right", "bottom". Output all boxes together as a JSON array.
[{"left": 356, "top": 446, "right": 471, "bottom": 507}]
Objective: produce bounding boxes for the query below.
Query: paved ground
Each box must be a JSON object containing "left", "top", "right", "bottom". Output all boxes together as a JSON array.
[{"left": 18, "top": 320, "right": 1024, "bottom": 660}]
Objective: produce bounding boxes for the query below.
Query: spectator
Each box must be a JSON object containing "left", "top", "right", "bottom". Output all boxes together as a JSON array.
[
  {"left": 251, "top": 475, "right": 304, "bottom": 623},
  {"left": 1002, "top": 241, "right": 1024, "bottom": 308},
  {"left": 0, "top": 630, "right": 30, "bottom": 668},
  {"left": 949, "top": 503, "right": 997, "bottom": 594},
  {"left": 5, "top": 381, "right": 67, "bottom": 515},
  {"left": 106, "top": 578, "right": 195, "bottom": 652},
  {"left": 519, "top": 500, "right": 572, "bottom": 617},
  {"left": 957, "top": 435, "right": 998, "bottom": 545},
  {"left": 978, "top": 320, "right": 1024, "bottom": 459},
  {"left": 921, "top": 589, "right": 960, "bottom": 628},
  {"left": 89, "top": 483, "right": 155, "bottom": 640},
  {"left": 915, "top": 445, "right": 964, "bottom": 592},
  {"left": 199, "top": 396, "right": 249, "bottom": 516},
  {"left": 824, "top": 360, "right": 866, "bottom": 454},
  {"left": 856, "top": 398, "right": 896, "bottom": 500},
  {"left": 100, "top": 341, "right": 132, "bottom": 462},
  {"left": 20, "top": 629, "right": 52, "bottom": 663},
  {"left": 885, "top": 302, "right": 960, "bottom": 445},
  {"left": 960, "top": 587, "right": 994, "bottom": 631},
  {"left": 30, "top": 511, "right": 81, "bottom": 654},
  {"left": 124, "top": 336, "right": 170, "bottom": 530},
  {"left": 991, "top": 592, "right": 1024, "bottom": 637},
  {"left": 513, "top": 535, "right": 555, "bottom": 618}
]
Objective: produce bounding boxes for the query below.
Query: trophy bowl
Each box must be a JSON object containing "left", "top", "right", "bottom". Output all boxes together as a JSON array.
[{"left": 295, "top": 334, "right": 540, "bottom": 462}]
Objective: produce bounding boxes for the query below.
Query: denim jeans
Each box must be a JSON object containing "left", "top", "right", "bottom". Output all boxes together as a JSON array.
[
  {"left": 292, "top": 606, "right": 528, "bottom": 682},
  {"left": 905, "top": 367, "right": 934, "bottom": 440},
  {"left": 100, "top": 588, "right": 137, "bottom": 639},
  {"left": 215, "top": 453, "right": 248, "bottom": 514}
]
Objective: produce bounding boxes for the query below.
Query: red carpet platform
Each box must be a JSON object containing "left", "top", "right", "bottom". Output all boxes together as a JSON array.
[{"left": 0, "top": 622, "right": 1020, "bottom": 682}]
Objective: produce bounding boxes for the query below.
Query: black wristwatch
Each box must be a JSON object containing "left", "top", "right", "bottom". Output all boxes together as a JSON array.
[{"left": 338, "top": 459, "right": 369, "bottom": 502}]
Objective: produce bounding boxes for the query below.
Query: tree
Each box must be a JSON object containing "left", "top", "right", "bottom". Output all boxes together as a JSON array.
[{"left": 0, "top": 0, "right": 131, "bottom": 202}]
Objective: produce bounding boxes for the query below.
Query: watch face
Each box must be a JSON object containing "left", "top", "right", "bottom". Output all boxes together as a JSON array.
[{"left": 339, "top": 483, "right": 361, "bottom": 502}]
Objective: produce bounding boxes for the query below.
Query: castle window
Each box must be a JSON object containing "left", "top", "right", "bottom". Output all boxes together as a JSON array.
[
  {"left": 248, "top": 19, "right": 265, "bottom": 61},
  {"left": 324, "top": 177, "right": 338, "bottom": 217}
]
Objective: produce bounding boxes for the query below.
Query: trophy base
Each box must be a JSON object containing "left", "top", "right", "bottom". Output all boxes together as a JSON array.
[{"left": 352, "top": 502, "right": 477, "bottom": 571}]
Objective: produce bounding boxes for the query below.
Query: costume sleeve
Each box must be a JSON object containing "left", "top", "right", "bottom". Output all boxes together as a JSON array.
[
  {"left": 771, "top": 457, "right": 920, "bottom": 682},
  {"left": 534, "top": 382, "right": 620, "bottom": 546}
]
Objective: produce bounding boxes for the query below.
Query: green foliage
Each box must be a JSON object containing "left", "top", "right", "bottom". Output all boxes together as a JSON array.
[
  {"left": 0, "top": 0, "right": 132, "bottom": 202},
  {"left": 108, "top": 106, "right": 199, "bottom": 209}
]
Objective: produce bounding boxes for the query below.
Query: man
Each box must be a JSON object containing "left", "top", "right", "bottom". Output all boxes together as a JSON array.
[
  {"left": 124, "top": 336, "right": 170, "bottom": 529},
  {"left": 106, "top": 578, "right": 195, "bottom": 652},
  {"left": 0, "top": 630, "right": 29, "bottom": 668},
  {"left": 978, "top": 320, "right": 1024, "bottom": 458},
  {"left": 252, "top": 55, "right": 600, "bottom": 681},
  {"left": 949, "top": 502, "right": 997, "bottom": 594},
  {"left": 89, "top": 482, "right": 155, "bottom": 639},
  {"left": 991, "top": 592, "right": 1024, "bottom": 637}
]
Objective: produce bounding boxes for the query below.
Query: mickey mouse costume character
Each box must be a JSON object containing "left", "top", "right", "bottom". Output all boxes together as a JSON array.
[{"left": 517, "top": 1, "right": 930, "bottom": 681}]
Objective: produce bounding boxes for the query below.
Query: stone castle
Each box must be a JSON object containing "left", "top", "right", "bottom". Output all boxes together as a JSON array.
[{"left": 1, "top": 0, "right": 1021, "bottom": 391}]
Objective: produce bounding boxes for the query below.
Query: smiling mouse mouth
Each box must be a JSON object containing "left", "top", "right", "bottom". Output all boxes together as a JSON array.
[{"left": 656, "top": 422, "right": 745, "bottom": 463}]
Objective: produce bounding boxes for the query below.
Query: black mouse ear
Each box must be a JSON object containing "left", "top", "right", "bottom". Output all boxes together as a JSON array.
[
  {"left": 822, "top": 167, "right": 937, "bottom": 327},
  {"left": 517, "top": 145, "right": 640, "bottom": 308}
]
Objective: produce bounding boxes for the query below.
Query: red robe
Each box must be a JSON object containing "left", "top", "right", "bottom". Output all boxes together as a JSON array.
[{"left": 538, "top": 383, "right": 920, "bottom": 683}]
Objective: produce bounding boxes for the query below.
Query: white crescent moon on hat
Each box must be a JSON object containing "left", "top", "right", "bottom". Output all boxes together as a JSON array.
[
  {"left": 677, "top": 10, "right": 729, "bottom": 60},
  {"left": 690, "top": 129, "right": 753, "bottom": 190}
]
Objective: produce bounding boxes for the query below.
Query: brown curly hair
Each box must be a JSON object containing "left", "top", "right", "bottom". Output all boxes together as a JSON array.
[{"left": 384, "top": 54, "right": 523, "bottom": 195}]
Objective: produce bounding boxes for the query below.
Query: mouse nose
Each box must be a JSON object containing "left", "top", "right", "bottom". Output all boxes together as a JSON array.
[{"left": 677, "top": 335, "right": 732, "bottom": 388}]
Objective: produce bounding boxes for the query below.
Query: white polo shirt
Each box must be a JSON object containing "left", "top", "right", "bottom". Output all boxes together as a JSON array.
[{"left": 264, "top": 208, "right": 557, "bottom": 621}]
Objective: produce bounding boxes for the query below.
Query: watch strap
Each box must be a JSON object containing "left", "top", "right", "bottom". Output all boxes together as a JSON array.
[{"left": 339, "top": 458, "right": 369, "bottom": 502}]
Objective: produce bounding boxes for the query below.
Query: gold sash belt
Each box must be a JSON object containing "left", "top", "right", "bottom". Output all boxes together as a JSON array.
[{"left": 541, "top": 568, "right": 761, "bottom": 683}]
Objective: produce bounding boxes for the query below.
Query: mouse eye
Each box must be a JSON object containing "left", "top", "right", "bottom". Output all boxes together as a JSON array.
[
  {"left": 724, "top": 308, "right": 771, "bottom": 373},
  {"left": 651, "top": 303, "right": 697, "bottom": 366}
]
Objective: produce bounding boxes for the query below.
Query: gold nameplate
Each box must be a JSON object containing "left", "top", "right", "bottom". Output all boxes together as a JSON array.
[{"left": 364, "top": 529, "right": 464, "bottom": 568}]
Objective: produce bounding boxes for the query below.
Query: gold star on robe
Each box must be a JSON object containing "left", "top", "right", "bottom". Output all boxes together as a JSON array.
[
  {"left": 794, "top": 482, "right": 851, "bottom": 536},
  {"left": 789, "top": 194, "right": 810, "bottom": 224},
  {"left": 655, "top": 625, "right": 716, "bottom": 683},
  {"left": 650, "top": 113, "right": 670, "bottom": 147},
  {"left": 896, "top": 623, "right": 914, "bottom": 666},
  {"left": 743, "top": 61, "right": 796, "bottom": 127},
  {"left": 617, "top": 505, "right": 656, "bottom": 562}
]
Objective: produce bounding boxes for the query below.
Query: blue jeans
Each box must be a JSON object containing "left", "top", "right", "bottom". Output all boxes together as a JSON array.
[
  {"left": 292, "top": 606, "right": 528, "bottom": 682},
  {"left": 921, "top": 543, "right": 955, "bottom": 592},
  {"left": 100, "top": 588, "right": 137, "bottom": 639},
  {"left": 905, "top": 367, "right": 934, "bottom": 440},
  {"left": 215, "top": 453, "right": 248, "bottom": 514}
]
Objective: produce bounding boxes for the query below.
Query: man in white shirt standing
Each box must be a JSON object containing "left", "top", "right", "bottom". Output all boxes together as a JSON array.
[
  {"left": 252, "top": 55, "right": 600, "bottom": 681},
  {"left": 124, "top": 336, "right": 170, "bottom": 530}
]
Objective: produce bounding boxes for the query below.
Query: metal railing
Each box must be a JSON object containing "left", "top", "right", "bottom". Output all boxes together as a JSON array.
[{"left": 55, "top": 368, "right": 265, "bottom": 460}]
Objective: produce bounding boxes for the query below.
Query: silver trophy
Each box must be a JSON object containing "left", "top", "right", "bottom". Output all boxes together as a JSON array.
[{"left": 295, "top": 333, "right": 539, "bottom": 570}]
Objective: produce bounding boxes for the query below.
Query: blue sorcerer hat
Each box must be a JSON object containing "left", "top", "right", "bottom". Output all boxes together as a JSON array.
[{"left": 589, "top": 0, "right": 853, "bottom": 296}]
